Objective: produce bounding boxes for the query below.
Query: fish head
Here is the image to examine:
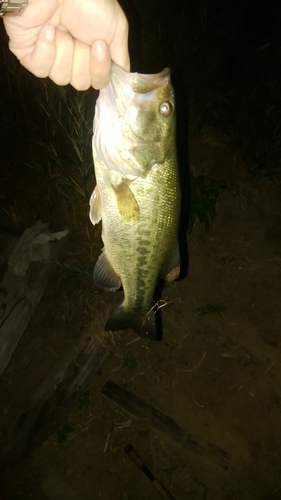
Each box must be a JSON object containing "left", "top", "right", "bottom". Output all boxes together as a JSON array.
[{"left": 93, "top": 64, "right": 176, "bottom": 178}]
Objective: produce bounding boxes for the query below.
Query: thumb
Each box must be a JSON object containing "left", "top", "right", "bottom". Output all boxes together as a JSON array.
[{"left": 19, "top": 25, "right": 56, "bottom": 78}]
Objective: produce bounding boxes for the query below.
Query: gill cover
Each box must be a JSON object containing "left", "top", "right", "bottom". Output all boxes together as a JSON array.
[{"left": 93, "top": 64, "right": 175, "bottom": 179}]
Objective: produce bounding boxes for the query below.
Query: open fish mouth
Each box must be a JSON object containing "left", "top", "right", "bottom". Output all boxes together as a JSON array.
[{"left": 110, "top": 64, "right": 171, "bottom": 100}]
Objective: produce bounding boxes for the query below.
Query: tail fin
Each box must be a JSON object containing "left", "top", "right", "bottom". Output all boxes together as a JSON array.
[{"left": 105, "top": 305, "right": 158, "bottom": 340}]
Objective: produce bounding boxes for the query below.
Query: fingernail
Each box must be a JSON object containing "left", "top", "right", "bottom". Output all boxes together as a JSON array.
[
  {"left": 45, "top": 25, "right": 55, "bottom": 42},
  {"left": 91, "top": 40, "right": 108, "bottom": 61}
]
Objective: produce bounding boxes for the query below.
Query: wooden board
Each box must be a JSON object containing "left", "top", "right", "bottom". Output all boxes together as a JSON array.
[
  {"left": 0, "top": 222, "right": 69, "bottom": 376},
  {"left": 101, "top": 379, "right": 233, "bottom": 470},
  {"left": 0, "top": 335, "right": 108, "bottom": 467},
  {"left": 0, "top": 221, "right": 111, "bottom": 469}
]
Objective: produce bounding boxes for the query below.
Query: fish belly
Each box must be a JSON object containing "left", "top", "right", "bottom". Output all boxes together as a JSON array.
[{"left": 93, "top": 150, "right": 180, "bottom": 338}]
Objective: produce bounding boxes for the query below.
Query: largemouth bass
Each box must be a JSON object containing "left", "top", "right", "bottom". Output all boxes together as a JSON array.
[{"left": 90, "top": 64, "right": 181, "bottom": 339}]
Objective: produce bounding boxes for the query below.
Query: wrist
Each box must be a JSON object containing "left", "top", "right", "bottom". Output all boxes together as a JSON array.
[{"left": 0, "top": 0, "right": 28, "bottom": 16}]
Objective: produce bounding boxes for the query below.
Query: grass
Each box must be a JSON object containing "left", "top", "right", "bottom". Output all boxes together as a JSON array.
[
  {"left": 0, "top": 29, "right": 100, "bottom": 274},
  {"left": 2, "top": 1, "right": 280, "bottom": 240},
  {"left": 185, "top": 4, "right": 281, "bottom": 179},
  {"left": 1, "top": 32, "right": 222, "bottom": 239},
  {"left": 189, "top": 175, "right": 226, "bottom": 233},
  {"left": 1, "top": 32, "right": 96, "bottom": 203},
  {"left": 197, "top": 40, "right": 281, "bottom": 178},
  {"left": 28, "top": 80, "right": 96, "bottom": 198},
  {"left": 132, "top": 0, "right": 281, "bottom": 179}
]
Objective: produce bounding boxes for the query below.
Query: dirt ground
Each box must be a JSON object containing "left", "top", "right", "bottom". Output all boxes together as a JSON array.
[{"left": 1, "top": 131, "right": 281, "bottom": 500}]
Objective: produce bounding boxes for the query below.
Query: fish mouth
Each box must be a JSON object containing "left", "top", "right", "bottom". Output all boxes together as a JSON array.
[
  {"left": 110, "top": 63, "right": 171, "bottom": 97},
  {"left": 93, "top": 64, "right": 172, "bottom": 178}
]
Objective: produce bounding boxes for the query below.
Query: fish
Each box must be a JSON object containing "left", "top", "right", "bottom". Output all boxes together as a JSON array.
[{"left": 89, "top": 63, "right": 181, "bottom": 339}]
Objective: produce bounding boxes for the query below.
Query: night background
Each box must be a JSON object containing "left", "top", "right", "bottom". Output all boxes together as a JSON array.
[{"left": 0, "top": 1, "right": 281, "bottom": 498}]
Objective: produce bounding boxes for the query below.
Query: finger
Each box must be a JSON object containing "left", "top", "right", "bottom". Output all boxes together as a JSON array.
[
  {"left": 49, "top": 28, "right": 74, "bottom": 86},
  {"left": 111, "top": 40, "right": 130, "bottom": 73},
  {"left": 70, "top": 40, "right": 91, "bottom": 91},
  {"left": 90, "top": 40, "right": 111, "bottom": 90},
  {"left": 19, "top": 24, "right": 56, "bottom": 78},
  {"left": 110, "top": 14, "right": 130, "bottom": 72}
]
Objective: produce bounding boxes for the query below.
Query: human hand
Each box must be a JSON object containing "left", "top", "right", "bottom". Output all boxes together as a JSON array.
[{"left": 3, "top": 0, "right": 130, "bottom": 90}]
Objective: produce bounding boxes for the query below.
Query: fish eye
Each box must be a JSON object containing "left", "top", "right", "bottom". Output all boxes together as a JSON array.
[{"left": 159, "top": 101, "right": 172, "bottom": 116}]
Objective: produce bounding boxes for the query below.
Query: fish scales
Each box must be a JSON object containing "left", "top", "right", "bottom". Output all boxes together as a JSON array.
[{"left": 90, "top": 64, "right": 181, "bottom": 339}]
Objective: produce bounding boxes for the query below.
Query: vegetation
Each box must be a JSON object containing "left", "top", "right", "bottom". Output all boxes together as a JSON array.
[
  {"left": 1, "top": 0, "right": 280, "bottom": 236},
  {"left": 189, "top": 176, "right": 226, "bottom": 233},
  {"left": 1, "top": 39, "right": 96, "bottom": 198},
  {"left": 131, "top": 0, "right": 281, "bottom": 178}
]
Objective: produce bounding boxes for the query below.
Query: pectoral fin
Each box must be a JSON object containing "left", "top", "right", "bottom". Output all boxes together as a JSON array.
[
  {"left": 89, "top": 185, "right": 102, "bottom": 225},
  {"left": 113, "top": 181, "right": 140, "bottom": 223},
  {"left": 93, "top": 250, "right": 121, "bottom": 291},
  {"left": 161, "top": 244, "right": 181, "bottom": 282}
]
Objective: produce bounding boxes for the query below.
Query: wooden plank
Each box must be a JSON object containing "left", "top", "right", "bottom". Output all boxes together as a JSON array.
[
  {"left": 0, "top": 221, "right": 69, "bottom": 376},
  {"left": 0, "top": 335, "right": 109, "bottom": 467},
  {"left": 101, "top": 380, "right": 233, "bottom": 470}
]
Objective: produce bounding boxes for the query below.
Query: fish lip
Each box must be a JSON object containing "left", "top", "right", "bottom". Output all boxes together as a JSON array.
[{"left": 110, "top": 64, "right": 171, "bottom": 95}]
